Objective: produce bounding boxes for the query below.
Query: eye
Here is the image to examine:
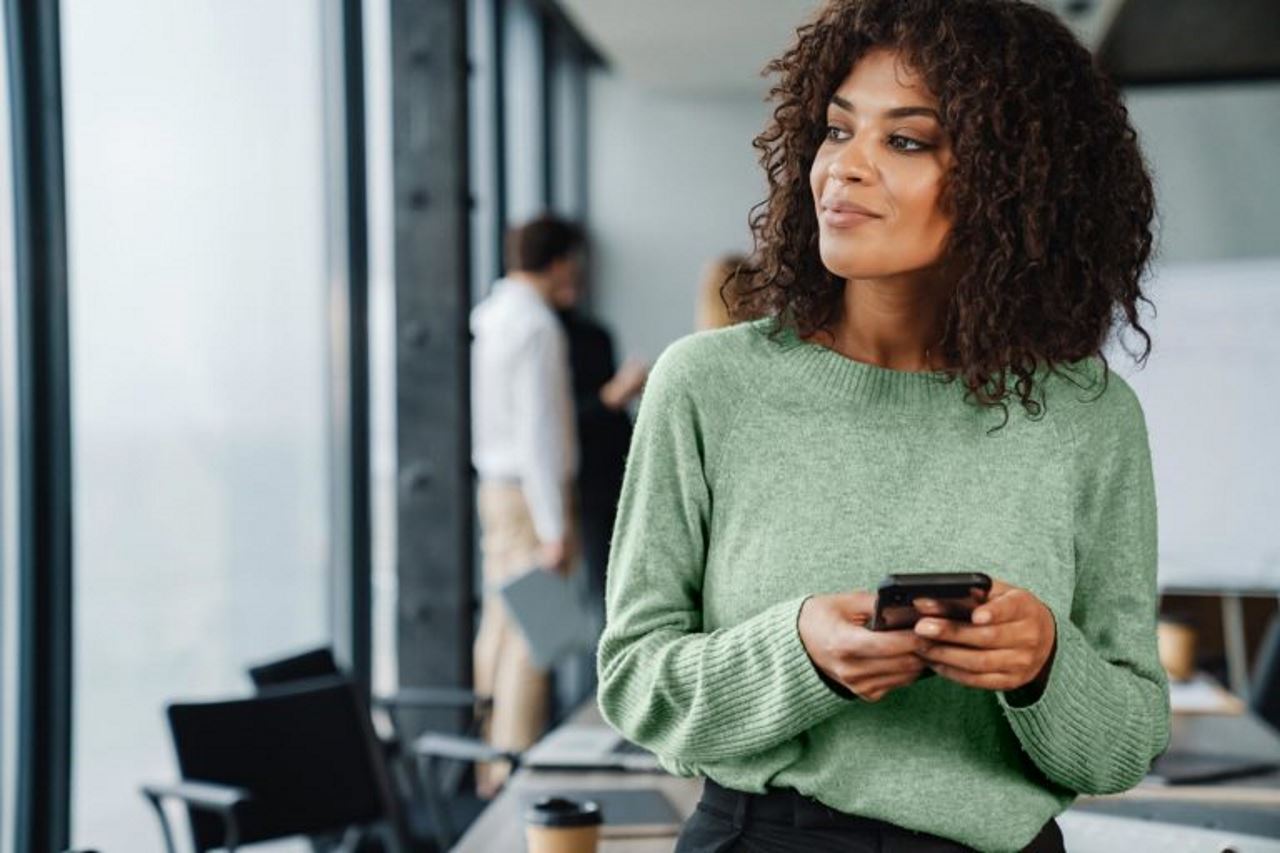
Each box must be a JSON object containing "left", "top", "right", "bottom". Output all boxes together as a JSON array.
[
  {"left": 888, "top": 134, "right": 930, "bottom": 152},
  {"left": 824, "top": 125, "right": 851, "bottom": 142}
]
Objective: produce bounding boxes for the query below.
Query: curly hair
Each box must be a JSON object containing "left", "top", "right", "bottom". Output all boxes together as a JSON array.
[{"left": 733, "top": 0, "right": 1155, "bottom": 424}]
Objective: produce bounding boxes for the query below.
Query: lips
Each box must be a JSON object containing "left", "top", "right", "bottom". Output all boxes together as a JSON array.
[
  {"left": 820, "top": 199, "right": 882, "bottom": 228},
  {"left": 823, "top": 198, "right": 881, "bottom": 217}
]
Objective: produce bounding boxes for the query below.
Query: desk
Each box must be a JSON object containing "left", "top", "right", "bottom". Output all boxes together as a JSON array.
[
  {"left": 453, "top": 703, "right": 697, "bottom": 852},
  {"left": 453, "top": 702, "right": 1280, "bottom": 852}
]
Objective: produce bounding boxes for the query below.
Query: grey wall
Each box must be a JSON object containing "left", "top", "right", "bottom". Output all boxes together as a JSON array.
[
  {"left": 1126, "top": 82, "right": 1280, "bottom": 266},
  {"left": 587, "top": 73, "right": 1280, "bottom": 364},
  {"left": 586, "top": 72, "right": 770, "bottom": 363}
]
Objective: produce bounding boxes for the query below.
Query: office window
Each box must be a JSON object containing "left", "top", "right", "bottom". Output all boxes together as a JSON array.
[
  {"left": 0, "top": 4, "right": 20, "bottom": 848},
  {"left": 502, "top": 0, "right": 548, "bottom": 224},
  {"left": 548, "top": 25, "right": 588, "bottom": 219},
  {"left": 470, "top": 0, "right": 503, "bottom": 301},
  {"left": 61, "top": 1, "right": 337, "bottom": 849},
  {"left": 365, "top": 0, "right": 399, "bottom": 698}
]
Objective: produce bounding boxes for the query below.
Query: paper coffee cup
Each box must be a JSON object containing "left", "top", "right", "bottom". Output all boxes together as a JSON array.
[{"left": 525, "top": 796, "right": 603, "bottom": 853}]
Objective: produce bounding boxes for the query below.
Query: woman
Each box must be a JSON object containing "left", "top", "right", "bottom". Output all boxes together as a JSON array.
[
  {"left": 695, "top": 254, "right": 749, "bottom": 331},
  {"left": 596, "top": 0, "right": 1170, "bottom": 851}
]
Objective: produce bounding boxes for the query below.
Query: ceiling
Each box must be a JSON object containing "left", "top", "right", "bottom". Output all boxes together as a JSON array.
[
  {"left": 555, "top": 0, "right": 821, "bottom": 94},
  {"left": 555, "top": 0, "right": 1128, "bottom": 95},
  {"left": 1099, "top": 0, "right": 1280, "bottom": 85}
]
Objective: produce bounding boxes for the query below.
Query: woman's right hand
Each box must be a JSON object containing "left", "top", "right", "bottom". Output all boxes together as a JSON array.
[{"left": 799, "top": 591, "right": 931, "bottom": 702}]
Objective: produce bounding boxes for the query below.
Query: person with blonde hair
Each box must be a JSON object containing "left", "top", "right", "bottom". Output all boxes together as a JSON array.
[{"left": 695, "top": 254, "right": 749, "bottom": 331}]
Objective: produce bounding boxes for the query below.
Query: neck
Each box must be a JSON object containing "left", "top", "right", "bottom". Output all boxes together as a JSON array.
[
  {"left": 509, "top": 270, "right": 555, "bottom": 303},
  {"left": 810, "top": 269, "right": 952, "bottom": 372}
]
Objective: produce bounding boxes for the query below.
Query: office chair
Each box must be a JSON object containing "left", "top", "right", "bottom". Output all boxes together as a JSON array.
[
  {"left": 1251, "top": 611, "right": 1280, "bottom": 733},
  {"left": 247, "top": 646, "right": 493, "bottom": 748},
  {"left": 410, "top": 731, "right": 522, "bottom": 847},
  {"left": 245, "top": 646, "right": 513, "bottom": 850},
  {"left": 246, "top": 646, "right": 345, "bottom": 687},
  {"left": 142, "top": 676, "right": 410, "bottom": 853}
]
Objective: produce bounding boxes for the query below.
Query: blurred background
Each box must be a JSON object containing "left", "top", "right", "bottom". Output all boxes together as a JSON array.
[{"left": 1, "top": 1, "right": 1278, "bottom": 851}]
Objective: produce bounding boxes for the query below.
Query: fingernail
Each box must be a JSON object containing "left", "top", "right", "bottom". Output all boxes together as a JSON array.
[
  {"left": 918, "top": 620, "right": 940, "bottom": 636},
  {"left": 974, "top": 611, "right": 991, "bottom": 624}
]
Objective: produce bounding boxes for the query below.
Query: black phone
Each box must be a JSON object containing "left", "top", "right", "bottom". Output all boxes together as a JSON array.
[{"left": 869, "top": 572, "right": 993, "bottom": 631}]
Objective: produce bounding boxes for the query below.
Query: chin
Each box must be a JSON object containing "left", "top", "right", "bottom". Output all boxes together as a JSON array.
[
  {"left": 819, "top": 249, "right": 942, "bottom": 282},
  {"left": 819, "top": 253, "right": 890, "bottom": 280}
]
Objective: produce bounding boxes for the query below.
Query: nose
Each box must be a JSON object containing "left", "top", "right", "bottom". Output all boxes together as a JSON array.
[{"left": 829, "top": 136, "right": 876, "bottom": 184}]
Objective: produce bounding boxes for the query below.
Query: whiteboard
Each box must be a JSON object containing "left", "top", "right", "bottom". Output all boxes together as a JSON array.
[{"left": 1106, "top": 257, "right": 1280, "bottom": 593}]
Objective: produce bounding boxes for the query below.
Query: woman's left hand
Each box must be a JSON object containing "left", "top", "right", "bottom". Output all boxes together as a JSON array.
[{"left": 912, "top": 578, "right": 1057, "bottom": 698}]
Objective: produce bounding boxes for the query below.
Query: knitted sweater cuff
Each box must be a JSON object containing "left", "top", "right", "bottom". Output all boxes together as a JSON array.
[
  {"left": 655, "top": 595, "right": 854, "bottom": 759},
  {"left": 996, "top": 611, "right": 1166, "bottom": 793},
  {"left": 764, "top": 595, "right": 861, "bottom": 721}
]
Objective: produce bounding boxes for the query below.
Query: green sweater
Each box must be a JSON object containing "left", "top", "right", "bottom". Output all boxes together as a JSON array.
[{"left": 596, "top": 318, "right": 1171, "bottom": 852}]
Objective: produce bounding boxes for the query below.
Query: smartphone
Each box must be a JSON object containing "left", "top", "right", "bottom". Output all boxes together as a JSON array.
[{"left": 869, "top": 572, "right": 993, "bottom": 631}]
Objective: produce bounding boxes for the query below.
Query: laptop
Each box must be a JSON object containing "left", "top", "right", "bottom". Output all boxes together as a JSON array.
[{"left": 522, "top": 723, "right": 663, "bottom": 772}]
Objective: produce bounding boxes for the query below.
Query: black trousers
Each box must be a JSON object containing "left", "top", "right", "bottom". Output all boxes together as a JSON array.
[{"left": 674, "top": 779, "right": 1065, "bottom": 853}]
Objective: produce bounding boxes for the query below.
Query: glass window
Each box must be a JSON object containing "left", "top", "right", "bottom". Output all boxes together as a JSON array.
[
  {"left": 469, "top": 0, "right": 502, "bottom": 301},
  {"left": 61, "top": 1, "right": 338, "bottom": 848},
  {"left": 502, "top": 0, "right": 547, "bottom": 224},
  {"left": 365, "top": 0, "right": 399, "bottom": 698},
  {"left": 548, "top": 27, "right": 587, "bottom": 219}
]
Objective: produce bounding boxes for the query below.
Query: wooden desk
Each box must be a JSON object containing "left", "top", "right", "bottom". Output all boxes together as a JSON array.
[
  {"left": 453, "top": 703, "right": 698, "bottom": 852},
  {"left": 454, "top": 702, "right": 1280, "bottom": 851}
]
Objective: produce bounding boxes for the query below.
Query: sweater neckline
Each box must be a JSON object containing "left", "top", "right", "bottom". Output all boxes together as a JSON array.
[{"left": 763, "top": 319, "right": 966, "bottom": 413}]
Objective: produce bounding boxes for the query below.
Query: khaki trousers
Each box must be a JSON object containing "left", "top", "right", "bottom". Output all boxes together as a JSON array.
[{"left": 472, "top": 481, "right": 577, "bottom": 796}]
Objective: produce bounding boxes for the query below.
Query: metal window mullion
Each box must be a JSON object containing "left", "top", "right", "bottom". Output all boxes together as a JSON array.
[
  {"left": 321, "top": 0, "right": 374, "bottom": 700},
  {"left": 342, "top": 0, "right": 373, "bottom": 701},
  {"left": 5, "top": 0, "right": 73, "bottom": 849}
]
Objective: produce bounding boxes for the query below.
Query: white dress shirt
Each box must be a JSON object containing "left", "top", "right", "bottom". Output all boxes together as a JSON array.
[{"left": 470, "top": 276, "right": 579, "bottom": 543}]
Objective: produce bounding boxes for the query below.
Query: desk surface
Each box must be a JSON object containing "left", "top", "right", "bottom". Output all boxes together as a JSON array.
[
  {"left": 454, "top": 703, "right": 699, "bottom": 853},
  {"left": 454, "top": 703, "right": 1280, "bottom": 852}
]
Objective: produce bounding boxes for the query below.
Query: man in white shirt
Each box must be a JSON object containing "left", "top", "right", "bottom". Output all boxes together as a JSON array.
[{"left": 470, "top": 214, "right": 582, "bottom": 797}]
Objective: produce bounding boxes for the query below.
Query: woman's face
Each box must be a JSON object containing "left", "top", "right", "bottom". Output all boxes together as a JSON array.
[{"left": 809, "top": 48, "right": 954, "bottom": 282}]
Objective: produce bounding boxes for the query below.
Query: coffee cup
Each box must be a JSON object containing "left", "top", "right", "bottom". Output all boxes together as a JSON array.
[{"left": 525, "top": 796, "right": 603, "bottom": 853}]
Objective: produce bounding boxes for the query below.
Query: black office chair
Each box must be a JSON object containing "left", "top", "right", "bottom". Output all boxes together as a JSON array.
[
  {"left": 246, "top": 646, "right": 345, "bottom": 687},
  {"left": 1251, "top": 611, "right": 1280, "bottom": 733},
  {"left": 142, "top": 676, "right": 410, "bottom": 853},
  {"left": 247, "top": 646, "right": 493, "bottom": 750},
  {"left": 245, "top": 647, "right": 512, "bottom": 850}
]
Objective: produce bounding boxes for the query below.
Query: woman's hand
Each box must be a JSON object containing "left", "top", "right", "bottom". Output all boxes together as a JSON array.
[
  {"left": 600, "top": 359, "right": 649, "bottom": 410},
  {"left": 912, "top": 578, "right": 1057, "bottom": 699},
  {"left": 799, "top": 591, "right": 931, "bottom": 702}
]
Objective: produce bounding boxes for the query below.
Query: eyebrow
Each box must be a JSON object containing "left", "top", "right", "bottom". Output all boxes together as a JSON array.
[{"left": 829, "top": 94, "right": 940, "bottom": 121}]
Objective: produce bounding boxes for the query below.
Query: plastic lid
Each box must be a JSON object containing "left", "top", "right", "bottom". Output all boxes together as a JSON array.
[{"left": 525, "top": 796, "right": 603, "bottom": 828}]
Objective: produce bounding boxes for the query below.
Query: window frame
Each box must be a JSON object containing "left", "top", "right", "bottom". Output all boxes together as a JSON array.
[{"left": 4, "top": 0, "right": 74, "bottom": 848}]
